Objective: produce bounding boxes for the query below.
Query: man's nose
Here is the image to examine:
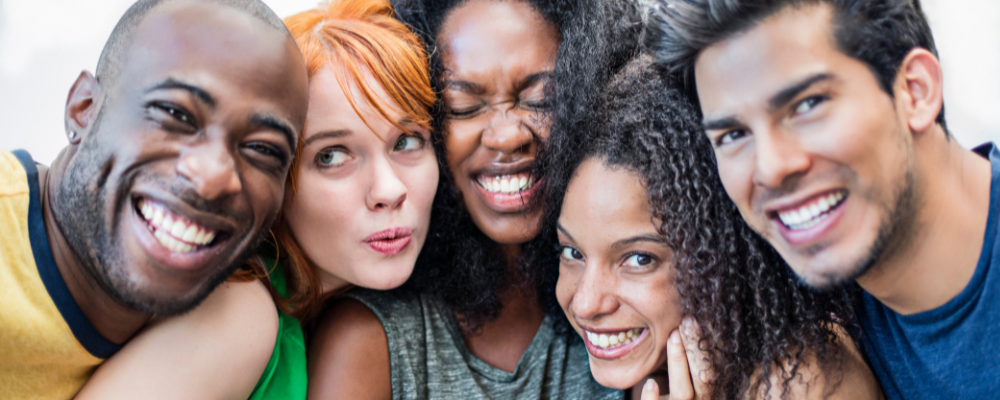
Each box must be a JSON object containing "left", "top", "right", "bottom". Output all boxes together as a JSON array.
[
  {"left": 177, "top": 138, "right": 242, "bottom": 201},
  {"left": 752, "top": 127, "right": 811, "bottom": 189},
  {"left": 571, "top": 264, "right": 619, "bottom": 321},
  {"left": 481, "top": 110, "right": 533, "bottom": 154},
  {"left": 366, "top": 155, "right": 407, "bottom": 211}
]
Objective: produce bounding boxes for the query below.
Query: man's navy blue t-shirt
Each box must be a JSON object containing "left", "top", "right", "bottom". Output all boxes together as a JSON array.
[{"left": 855, "top": 142, "right": 1000, "bottom": 400}]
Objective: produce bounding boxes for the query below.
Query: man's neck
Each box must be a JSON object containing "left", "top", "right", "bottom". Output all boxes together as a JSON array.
[
  {"left": 857, "top": 129, "right": 994, "bottom": 315},
  {"left": 41, "top": 150, "right": 151, "bottom": 344}
]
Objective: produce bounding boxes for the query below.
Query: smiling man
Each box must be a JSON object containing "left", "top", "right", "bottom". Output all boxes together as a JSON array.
[
  {"left": 645, "top": 0, "right": 998, "bottom": 398},
  {"left": 0, "top": 0, "right": 308, "bottom": 398}
]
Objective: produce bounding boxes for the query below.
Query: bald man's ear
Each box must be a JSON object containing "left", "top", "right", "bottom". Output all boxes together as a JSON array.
[{"left": 65, "top": 71, "right": 102, "bottom": 145}]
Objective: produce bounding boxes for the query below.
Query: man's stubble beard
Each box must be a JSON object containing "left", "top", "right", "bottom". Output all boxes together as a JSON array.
[{"left": 52, "top": 114, "right": 273, "bottom": 317}]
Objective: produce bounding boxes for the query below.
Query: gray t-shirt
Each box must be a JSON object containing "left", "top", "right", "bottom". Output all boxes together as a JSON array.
[{"left": 344, "top": 289, "right": 623, "bottom": 400}]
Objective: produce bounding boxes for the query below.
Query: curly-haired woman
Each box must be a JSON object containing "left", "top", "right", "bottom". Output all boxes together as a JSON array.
[
  {"left": 309, "top": 0, "right": 643, "bottom": 398},
  {"left": 537, "top": 56, "right": 882, "bottom": 400}
]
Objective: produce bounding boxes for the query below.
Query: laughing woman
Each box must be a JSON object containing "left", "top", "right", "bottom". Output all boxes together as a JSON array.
[
  {"left": 74, "top": 0, "right": 438, "bottom": 398},
  {"left": 536, "top": 56, "right": 881, "bottom": 400},
  {"left": 307, "top": 0, "right": 643, "bottom": 398}
]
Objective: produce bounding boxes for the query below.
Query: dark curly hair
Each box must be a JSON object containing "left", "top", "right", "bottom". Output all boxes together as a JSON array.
[
  {"left": 389, "top": 0, "right": 644, "bottom": 332},
  {"left": 528, "top": 55, "right": 859, "bottom": 399}
]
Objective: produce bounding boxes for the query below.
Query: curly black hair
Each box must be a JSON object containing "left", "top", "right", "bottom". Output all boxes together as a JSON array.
[
  {"left": 528, "top": 55, "right": 859, "bottom": 399},
  {"left": 389, "top": 0, "right": 644, "bottom": 332}
]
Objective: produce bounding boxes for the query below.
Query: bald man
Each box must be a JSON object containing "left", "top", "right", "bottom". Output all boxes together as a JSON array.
[{"left": 0, "top": 0, "right": 308, "bottom": 398}]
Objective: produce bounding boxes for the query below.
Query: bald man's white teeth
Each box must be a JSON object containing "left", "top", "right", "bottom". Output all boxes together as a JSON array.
[
  {"left": 477, "top": 172, "right": 534, "bottom": 194},
  {"left": 138, "top": 198, "right": 218, "bottom": 253}
]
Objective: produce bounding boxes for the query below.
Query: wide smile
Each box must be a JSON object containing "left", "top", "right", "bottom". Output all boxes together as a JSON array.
[
  {"left": 130, "top": 196, "right": 230, "bottom": 272},
  {"left": 137, "top": 198, "right": 218, "bottom": 253},
  {"left": 770, "top": 189, "right": 849, "bottom": 246},
  {"left": 582, "top": 327, "right": 648, "bottom": 361},
  {"left": 472, "top": 170, "right": 540, "bottom": 213}
]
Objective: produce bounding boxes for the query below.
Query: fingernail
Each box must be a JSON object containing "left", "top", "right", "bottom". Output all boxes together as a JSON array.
[
  {"left": 669, "top": 329, "right": 681, "bottom": 344},
  {"left": 644, "top": 378, "right": 656, "bottom": 392}
]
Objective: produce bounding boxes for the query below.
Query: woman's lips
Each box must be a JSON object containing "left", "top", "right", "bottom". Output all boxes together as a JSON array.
[
  {"left": 364, "top": 227, "right": 413, "bottom": 255},
  {"left": 582, "top": 327, "right": 648, "bottom": 361}
]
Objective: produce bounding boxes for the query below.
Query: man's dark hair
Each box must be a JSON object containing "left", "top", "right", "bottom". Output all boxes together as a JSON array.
[
  {"left": 96, "top": 0, "right": 290, "bottom": 101},
  {"left": 529, "top": 55, "right": 858, "bottom": 399},
  {"left": 643, "top": 0, "right": 947, "bottom": 130},
  {"left": 390, "top": 0, "right": 643, "bottom": 332}
]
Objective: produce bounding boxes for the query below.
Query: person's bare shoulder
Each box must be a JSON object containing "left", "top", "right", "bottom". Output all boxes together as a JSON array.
[
  {"left": 76, "top": 279, "right": 279, "bottom": 400},
  {"left": 307, "top": 298, "right": 391, "bottom": 400},
  {"left": 754, "top": 328, "right": 883, "bottom": 400}
]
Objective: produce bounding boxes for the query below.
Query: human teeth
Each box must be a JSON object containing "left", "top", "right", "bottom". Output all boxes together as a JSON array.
[
  {"left": 778, "top": 191, "right": 847, "bottom": 230},
  {"left": 152, "top": 207, "right": 164, "bottom": 226},
  {"left": 139, "top": 198, "right": 219, "bottom": 253},
  {"left": 478, "top": 173, "right": 535, "bottom": 194},
  {"left": 818, "top": 197, "right": 830, "bottom": 212},
  {"left": 585, "top": 328, "right": 643, "bottom": 349},
  {"left": 170, "top": 221, "right": 187, "bottom": 238},
  {"left": 162, "top": 216, "right": 174, "bottom": 233},
  {"left": 182, "top": 225, "right": 198, "bottom": 242}
]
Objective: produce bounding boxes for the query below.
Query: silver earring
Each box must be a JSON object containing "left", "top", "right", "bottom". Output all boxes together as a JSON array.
[{"left": 68, "top": 131, "right": 79, "bottom": 141}]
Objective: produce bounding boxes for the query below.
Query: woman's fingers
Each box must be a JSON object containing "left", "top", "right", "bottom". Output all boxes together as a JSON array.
[
  {"left": 667, "top": 329, "right": 695, "bottom": 400},
  {"left": 640, "top": 378, "right": 662, "bottom": 400},
  {"left": 680, "top": 317, "right": 713, "bottom": 397}
]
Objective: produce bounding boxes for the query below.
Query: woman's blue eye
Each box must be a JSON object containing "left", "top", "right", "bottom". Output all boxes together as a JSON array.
[
  {"left": 394, "top": 135, "right": 423, "bottom": 151},
  {"left": 316, "top": 148, "right": 348, "bottom": 166},
  {"left": 623, "top": 253, "right": 654, "bottom": 268},
  {"left": 561, "top": 246, "right": 583, "bottom": 260}
]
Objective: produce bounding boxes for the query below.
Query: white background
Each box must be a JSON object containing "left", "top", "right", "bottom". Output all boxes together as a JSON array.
[{"left": 1, "top": 0, "right": 997, "bottom": 164}]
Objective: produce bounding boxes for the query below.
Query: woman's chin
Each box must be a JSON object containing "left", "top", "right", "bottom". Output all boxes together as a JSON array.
[{"left": 589, "top": 361, "right": 648, "bottom": 390}]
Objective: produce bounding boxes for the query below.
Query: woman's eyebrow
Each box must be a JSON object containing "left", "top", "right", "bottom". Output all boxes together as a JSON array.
[
  {"left": 556, "top": 223, "right": 577, "bottom": 243},
  {"left": 304, "top": 129, "right": 352, "bottom": 146},
  {"left": 610, "top": 234, "right": 666, "bottom": 250}
]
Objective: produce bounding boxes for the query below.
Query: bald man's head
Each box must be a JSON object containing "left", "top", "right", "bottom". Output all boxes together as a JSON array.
[
  {"left": 96, "top": 0, "right": 291, "bottom": 100},
  {"left": 53, "top": 0, "right": 308, "bottom": 316}
]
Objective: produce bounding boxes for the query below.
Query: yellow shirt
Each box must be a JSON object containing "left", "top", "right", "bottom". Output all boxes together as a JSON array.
[{"left": 0, "top": 150, "right": 120, "bottom": 399}]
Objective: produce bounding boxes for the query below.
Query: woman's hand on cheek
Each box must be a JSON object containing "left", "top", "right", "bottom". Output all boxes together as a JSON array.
[{"left": 642, "top": 317, "right": 712, "bottom": 400}]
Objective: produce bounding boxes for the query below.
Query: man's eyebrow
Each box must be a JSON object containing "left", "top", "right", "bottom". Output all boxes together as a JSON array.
[
  {"left": 703, "top": 116, "right": 743, "bottom": 131},
  {"left": 251, "top": 113, "right": 297, "bottom": 149},
  {"left": 304, "top": 129, "right": 351, "bottom": 146},
  {"left": 556, "top": 223, "right": 576, "bottom": 243},
  {"left": 514, "top": 71, "right": 553, "bottom": 93},
  {"left": 146, "top": 78, "right": 216, "bottom": 109},
  {"left": 445, "top": 79, "right": 486, "bottom": 95},
  {"left": 610, "top": 234, "right": 666, "bottom": 251},
  {"left": 768, "top": 73, "right": 834, "bottom": 111}
]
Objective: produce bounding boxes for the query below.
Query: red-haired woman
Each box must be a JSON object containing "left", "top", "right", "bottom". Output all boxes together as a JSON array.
[{"left": 74, "top": 0, "right": 438, "bottom": 398}]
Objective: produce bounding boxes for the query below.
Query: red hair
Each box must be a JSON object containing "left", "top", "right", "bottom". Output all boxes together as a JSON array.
[{"left": 231, "top": 0, "right": 435, "bottom": 324}]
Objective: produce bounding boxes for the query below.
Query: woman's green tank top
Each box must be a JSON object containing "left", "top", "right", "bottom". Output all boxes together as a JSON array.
[{"left": 247, "top": 258, "right": 307, "bottom": 400}]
